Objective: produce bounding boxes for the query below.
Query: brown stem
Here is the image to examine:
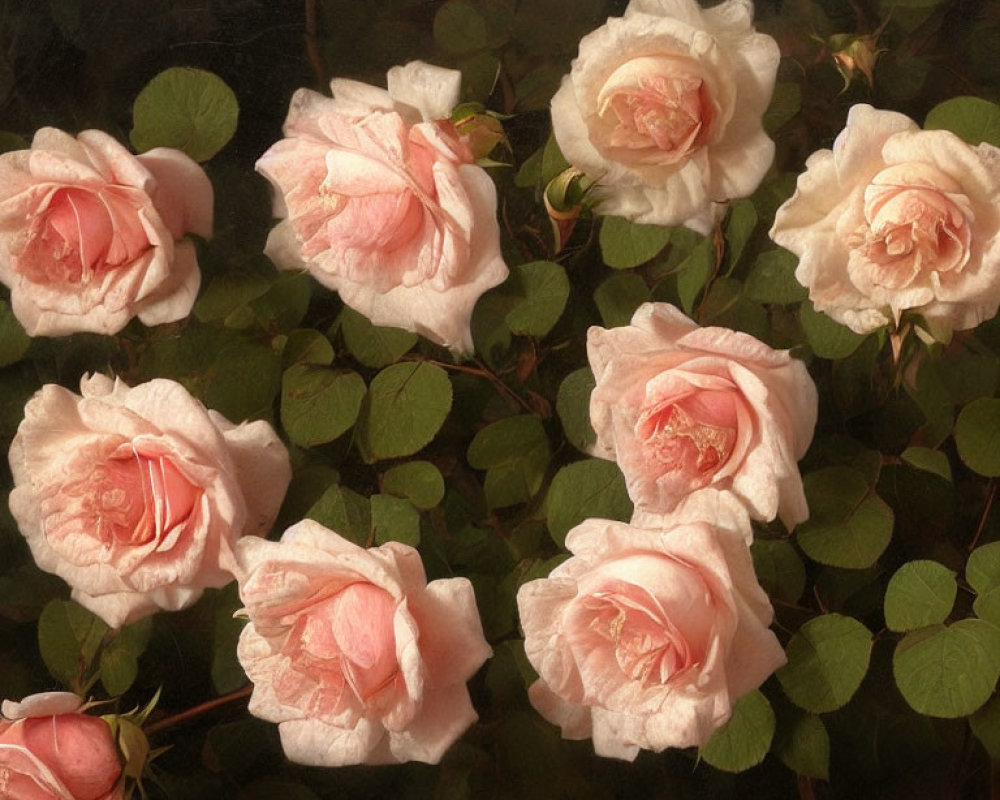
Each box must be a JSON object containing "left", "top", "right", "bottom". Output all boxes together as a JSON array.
[
  {"left": 970, "top": 479, "right": 997, "bottom": 552},
  {"left": 402, "top": 354, "right": 534, "bottom": 414},
  {"left": 304, "top": 0, "right": 325, "bottom": 86},
  {"left": 143, "top": 685, "right": 253, "bottom": 737}
]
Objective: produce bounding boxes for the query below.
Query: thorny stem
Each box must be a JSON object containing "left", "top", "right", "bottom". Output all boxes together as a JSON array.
[{"left": 144, "top": 685, "right": 253, "bottom": 737}]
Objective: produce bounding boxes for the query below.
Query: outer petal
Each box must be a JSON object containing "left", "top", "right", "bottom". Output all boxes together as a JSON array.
[
  {"left": 137, "top": 147, "right": 215, "bottom": 239},
  {"left": 387, "top": 61, "right": 463, "bottom": 122}
]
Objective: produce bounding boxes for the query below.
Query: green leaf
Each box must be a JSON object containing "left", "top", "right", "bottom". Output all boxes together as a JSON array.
[
  {"left": 777, "top": 614, "right": 872, "bottom": 714},
  {"left": 356, "top": 362, "right": 453, "bottom": 461},
  {"left": 599, "top": 216, "right": 671, "bottom": 269},
  {"left": 955, "top": 397, "right": 1000, "bottom": 477},
  {"left": 925, "top": 96, "right": 1000, "bottom": 147},
  {"left": 504, "top": 261, "right": 570, "bottom": 338},
  {"left": 883, "top": 560, "right": 957, "bottom": 633},
  {"left": 371, "top": 493, "right": 421, "bottom": 547},
  {"left": 744, "top": 249, "right": 808, "bottom": 305},
  {"left": 676, "top": 236, "right": 716, "bottom": 315},
  {"left": 0, "top": 299, "right": 30, "bottom": 367},
  {"left": 751, "top": 539, "right": 807, "bottom": 604},
  {"left": 433, "top": 0, "right": 510, "bottom": 55},
  {"left": 593, "top": 273, "right": 652, "bottom": 329},
  {"left": 546, "top": 459, "right": 633, "bottom": 547},
  {"left": 130, "top": 67, "right": 238, "bottom": 162},
  {"left": 773, "top": 708, "right": 830, "bottom": 780},
  {"left": 722, "top": 199, "right": 758, "bottom": 271},
  {"left": 211, "top": 585, "right": 247, "bottom": 694},
  {"left": 99, "top": 618, "right": 152, "bottom": 696},
  {"left": 467, "top": 415, "right": 551, "bottom": 509},
  {"left": 795, "top": 467, "right": 894, "bottom": 569},
  {"left": 763, "top": 81, "right": 802, "bottom": 134},
  {"left": 249, "top": 271, "right": 312, "bottom": 332},
  {"left": 280, "top": 328, "right": 335, "bottom": 368},
  {"left": 306, "top": 484, "right": 372, "bottom": 546},
  {"left": 338, "top": 306, "right": 418, "bottom": 368},
  {"left": 900, "top": 446, "right": 952, "bottom": 482},
  {"left": 193, "top": 273, "right": 270, "bottom": 326},
  {"left": 700, "top": 690, "right": 775, "bottom": 773},
  {"left": 967, "top": 541, "right": 1000, "bottom": 627},
  {"left": 800, "top": 301, "right": 867, "bottom": 359},
  {"left": 382, "top": 461, "right": 445, "bottom": 510},
  {"left": 281, "top": 365, "right": 366, "bottom": 448},
  {"left": 893, "top": 619, "right": 1000, "bottom": 718},
  {"left": 38, "top": 599, "right": 109, "bottom": 691},
  {"left": 970, "top": 691, "right": 1000, "bottom": 761},
  {"left": 556, "top": 367, "right": 597, "bottom": 455}
]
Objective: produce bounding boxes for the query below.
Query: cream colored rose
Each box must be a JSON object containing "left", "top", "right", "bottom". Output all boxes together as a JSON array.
[
  {"left": 235, "top": 519, "right": 492, "bottom": 766},
  {"left": 516, "top": 497, "right": 785, "bottom": 760},
  {"left": 550, "top": 0, "right": 780, "bottom": 233},
  {"left": 257, "top": 61, "right": 509, "bottom": 354},
  {"left": 8, "top": 375, "right": 291, "bottom": 628},
  {"left": 770, "top": 103, "right": 1000, "bottom": 336},
  {"left": 588, "top": 302, "right": 817, "bottom": 530},
  {"left": 0, "top": 128, "right": 212, "bottom": 336}
]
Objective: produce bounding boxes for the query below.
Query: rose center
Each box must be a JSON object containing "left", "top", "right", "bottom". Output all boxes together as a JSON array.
[
  {"left": 606, "top": 74, "right": 708, "bottom": 155},
  {"left": 854, "top": 162, "right": 974, "bottom": 290},
  {"left": 636, "top": 391, "right": 738, "bottom": 480}
]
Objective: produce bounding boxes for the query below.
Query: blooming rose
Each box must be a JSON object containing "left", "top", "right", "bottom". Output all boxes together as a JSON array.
[
  {"left": 235, "top": 519, "right": 492, "bottom": 766},
  {"left": 588, "top": 302, "right": 817, "bottom": 529},
  {"left": 550, "top": 0, "right": 780, "bottom": 233},
  {"left": 257, "top": 60, "right": 509, "bottom": 354},
  {"left": 516, "top": 499, "right": 785, "bottom": 760},
  {"left": 0, "top": 128, "right": 212, "bottom": 336},
  {"left": 770, "top": 104, "right": 1000, "bottom": 336},
  {"left": 0, "top": 692, "right": 123, "bottom": 800},
  {"left": 8, "top": 374, "right": 290, "bottom": 628}
]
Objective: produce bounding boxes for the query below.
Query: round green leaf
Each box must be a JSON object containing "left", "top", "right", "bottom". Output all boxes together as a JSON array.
[
  {"left": 900, "top": 446, "right": 952, "bottom": 482},
  {"left": 131, "top": 67, "right": 238, "bottom": 162},
  {"left": 371, "top": 493, "right": 421, "bottom": 547},
  {"left": 773, "top": 709, "right": 829, "bottom": 780},
  {"left": 777, "top": 614, "right": 872, "bottom": 714},
  {"left": 468, "top": 414, "right": 551, "bottom": 509},
  {"left": 593, "top": 273, "right": 652, "bottom": 329},
  {"left": 744, "top": 249, "right": 808, "bottom": 305},
  {"left": 434, "top": 0, "right": 510, "bottom": 54},
  {"left": 306, "top": 485, "right": 371, "bottom": 547},
  {"left": 700, "top": 690, "right": 775, "bottom": 773},
  {"left": 339, "top": 306, "right": 417, "bottom": 368},
  {"left": 38, "top": 599, "right": 109, "bottom": 692},
  {"left": 0, "top": 298, "right": 30, "bottom": 367},
  {"left": 893, "top": 619, "right": 1000, "bottom": 718},
  {"left": 799, "top": 301, "right": 867, "bottom": 359},
  {"left": 751, "top": 539, "right": 807, "bottom": 605},
  {"left": 100, "top": 617, "right": 152, "bottom": 696},
  {"left": 925, "top": 96, "right": 1000, "bottom": 147},
  {"left": 599, "top": 216, "right": 671, "bottom": 269},
  {"left": 795, "top": 467, "right": 893, "bottom": 569},
  {"left": 504, "top": 261, "right": 570, "bottom": 338},
  {"left": 556, "top": 367, "right": 597, "bottom": 455},
  {"left": 356, "top": 362, "right": 453, "bottom": 461},
  {"left": 281, "top": 328, "right": 335, "bottom": 368},
  {"left": 884, "top": 560, "right": 957, "bottom": 633},
  {"left": 967, "top": 541, "right": 1000, "bottom": 627},
  {"left": 956, "top": 397, "right": 1000, "bottom": 477},
  {"left": 970, "top": 691, "right": 1000, "bottom": 762},
  {"left": 281, "top": 365, "right": 366, "bottom": 448},
  {"left": 382, "top": 461, "right": 445, "bottom": 510},
  {"left": 546, "top": 459, "right": 632, "bottom": 547}
]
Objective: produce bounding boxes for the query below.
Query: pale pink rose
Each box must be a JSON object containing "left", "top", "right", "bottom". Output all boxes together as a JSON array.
[
  {"left": 588, "top": 302, "right": 817, "bottom": 529},
  {"left": 0, "top": 128, "right": 212, "bottom": 336},
  {"left": 770, "top": 104, "right": 1000, "bottom": 336},
  {"left": 0, "top": 692, "right": 123, "bottom": 800},
  {"left": 516, "top": 498, "right": 785, "bottom": 760},
  {"left": 8, "top": 374, "right": 291, "bottom": 628},
  {"left": 235, "top": 519, "right": 492, "bottom": 766},
  {"left": 550, "top": 0, "right": 780, "bottom": 233},
  {"left": 257, "top": 60, "right": 509, "bottom": 354}
]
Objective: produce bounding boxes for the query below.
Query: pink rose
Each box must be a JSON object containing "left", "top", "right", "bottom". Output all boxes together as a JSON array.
[
  {"left": 0, "top": 692, "right": 123, "bottom": 800},
  {"left": 234, "top": 519, "right": 492, "bottom": 766},
  {"left": 550, "top": 0, "right": 780, "bottom": 233},
  {"left": 516, "top": 497, "right": 785, "bottom": 760},
  {"left": 0, "top": 128, "right": 212, "bottom": 336},
  {"left": 8, "top": 374, "right": 291, "bottom": 628},
  {"left": 770, "top": 104, "right": 1000, "bottom": 336},
  {"left": 257, "top": 60, "right": 509, "bottom": 354},
  {"left": 588, "top": 302, "right": 817, "bottom": 529}
]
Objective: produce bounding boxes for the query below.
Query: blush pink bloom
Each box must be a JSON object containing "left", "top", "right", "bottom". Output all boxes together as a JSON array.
[
  {"left": 8, "top": 374, "right": 291, "bottom": 628},
  {"left": 257, "top": 60, "right": 509, "bottom": 354},
  {"left": 0, "top": 692, "right": 123, "bottom": 800},
  {"left": 550, "top": 0, "right": 780, "bottom": 233},
  {"left": 516, "top": 497, "right": 785, "bottom": 760},
  {"left": 235, "top": 519, "right": 492, "bottom": 766},
  {"left": 0, "top": 128, "right": 212, "bottom": 336},
  {"left": 770, "top": 104, "right": 1000, "bottom": 336},
  {"left": 588, "top": 302, "right": 817, "bottom": 529}
]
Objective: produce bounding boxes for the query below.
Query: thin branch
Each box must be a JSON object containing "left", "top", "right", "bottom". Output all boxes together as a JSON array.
[
  {"left": 144, "top": 685, "right": 253, "bottom": 737},
  {"left": 970, "top": 478, "right": 997, "bottom": 552},
  {"left": 304, "top": 0, "right": 325, "bottom": 86}
]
